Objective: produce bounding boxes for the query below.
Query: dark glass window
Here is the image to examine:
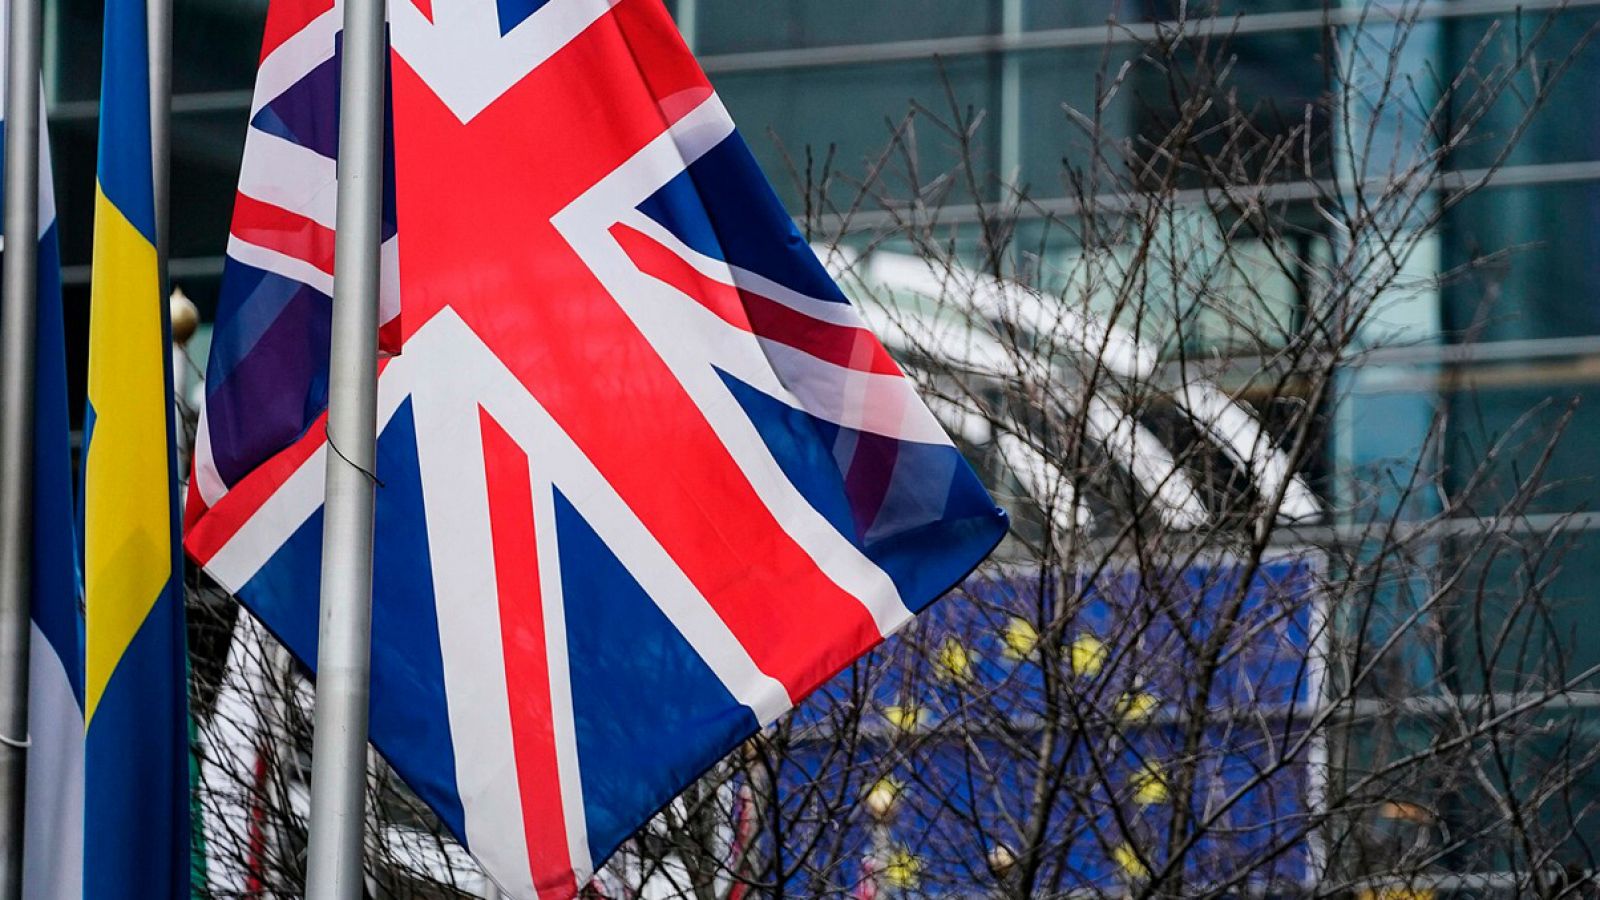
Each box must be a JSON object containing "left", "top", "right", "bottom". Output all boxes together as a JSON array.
[
  {"left": 1443, "top": 183, "right": 1600, "bottom": 342},
  {"left": 173, "top": 0, "right": 268, "bottom": 95},
  {"left": 1027, "top": 0, "right": 1331, "bottom": 32},
  {"left": 170, "top": 108, "right": 250, "bottom": 266},
  {"left": 1025, "top": 0, "right": 1130, "bottom": 32},
  {"left": 1444, "top": 9, "right": 1600, "bottom": 171},
  {"left": 714, "top": 56, "right": 999, "bottom": 211},
  {"left": 1015, "top": 46, "right": 1139, "bottom": 192},
  {"left": 696, "top": 0, "right": 998, "bottom": 55},
  {"left": 1444, "top": 369, "right": 1600, "bottom": 516}
]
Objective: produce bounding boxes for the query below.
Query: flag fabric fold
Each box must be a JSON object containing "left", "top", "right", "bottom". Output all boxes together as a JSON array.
[
  {"left": 83, "top": 0, "right": 191, "bottom": 890},
  {"left": 186, "top": 0, "right": 1007, "bottom": 896},
  {"left": 0, "top": 7, "right": 84, "bottom": 893}
]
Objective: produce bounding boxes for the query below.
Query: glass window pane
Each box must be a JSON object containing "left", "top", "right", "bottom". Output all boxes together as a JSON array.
[
  {"left": 46, "top": 0, "right": 103, "bottom": 102},
  {"left": 1443, "top": 367, "right": 1600, "bottom": 517},
  {"left": 174, "top": 0, "right": 269, "bottom": 95},
  {"left": 1024, "top": 0, "right": 1126, "bottom": 32},
  {"left": 1018, "top": 28, "right": 1330, "bottom": 195},
  {"left": 1016, "top": 46, "right": 1138, "bottom": 192},
  {"left": 1445, "top": 8, "right": 1600, "bottom": 171},
  {"left": 1014, "top": 212, "right": 1308, "bottom": 358},
  {"left": 1026, "top": 0, "right": 1331, "bottom": 32},
  {"left": 1344, "top": 355, "right": 1600, "bottom": 519},
  {"left": 1142, "top": 0, "right": 1330, "bottom": 17},
  {"left": 46, "top": 113, "right": 96, "bottom": 268},
  {"left": 1134, "top": 29, "right": 1330, "bottom": 187},
  {"left": 714, "top": 57, "right": 998, "bottom": 210},
  {"left": 1444, "top": 530, "right": 1600, "bottom": 695},
  {"left": 60, "top": 283, "right": 88, "bottom": 430},
  {"left": 1334, "top": 368, "right": 1445, "bottom": 523},
  {"left": 1444, "top": 183, "right": 1600, "bottom": 342},
  {"left": 170, "top": 109, "right": 250, "bottom": 263},
  {"left": 697, "top": 0, "right": 997, "bottom": 55}
]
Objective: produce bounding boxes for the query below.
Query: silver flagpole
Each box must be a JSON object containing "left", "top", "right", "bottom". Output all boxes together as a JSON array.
[
  {"left": 301, "top": 0, "right": 384, "bottom": 885},
  {"left": 0, "top": 0, "right": 42, "bottom": 886},
  {"left": 147, "top": 0, "right": 169, "bottom": 295}
]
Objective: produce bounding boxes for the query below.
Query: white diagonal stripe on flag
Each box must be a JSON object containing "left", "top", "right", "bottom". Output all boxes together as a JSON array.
[
  {"left": 529, "top": 474, "right": 594, "bottom": 885},
  {"left": 406, "top": 346, "right": 539, "bottom": 899},
  {"left": 251, "top": 5, "right": 339, "bottom": 117},
  {"left": 236, "top": 130, "right": 338, "bottom": 229},
  {"left": 226, "top": 234, "right": 335, "bottom": 295}
]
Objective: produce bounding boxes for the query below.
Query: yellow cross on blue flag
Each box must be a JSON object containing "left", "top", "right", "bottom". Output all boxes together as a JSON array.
[{"left": 83, "top": 0, "right": 191, "bottom": 888}]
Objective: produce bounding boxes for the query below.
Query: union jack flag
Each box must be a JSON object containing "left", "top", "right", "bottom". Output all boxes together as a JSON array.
[{"left": 184, "top": 0, "right": 1007, "bottom": 895}]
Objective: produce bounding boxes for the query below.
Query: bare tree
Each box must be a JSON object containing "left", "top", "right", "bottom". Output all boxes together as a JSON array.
[{"left": 188, "top": 2, "right": 1600, "bottom": 897}]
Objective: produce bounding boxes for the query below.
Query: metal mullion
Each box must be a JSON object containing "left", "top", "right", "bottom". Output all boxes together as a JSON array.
[
  {"left": 818, "top": 158, "right": 1600, "bottom": 231},
  {"left": 695, "top": 0, "right": 1600, "bottom": 75}
]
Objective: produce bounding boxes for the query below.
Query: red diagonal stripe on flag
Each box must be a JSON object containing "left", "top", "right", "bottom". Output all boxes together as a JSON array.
[
  {"left": 481, "top": 408, "right": 578, "bottom": 899},
  {"left": 232, "top": 192, "right": 337, "bottom": 276},
  {"left": 612, "top": 223, "right": 903, "bottom": 376},
  {"left": 258, "top": 0, "right": 333, "bottom": 62}
]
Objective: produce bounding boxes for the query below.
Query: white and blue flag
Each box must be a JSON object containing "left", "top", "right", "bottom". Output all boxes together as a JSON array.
[{"left": 0, "top": 13, "right": 86, "bottom": 895}]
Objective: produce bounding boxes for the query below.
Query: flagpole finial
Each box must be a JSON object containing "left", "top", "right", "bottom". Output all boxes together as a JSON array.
[{"left": 170, "top": 286, "right": 198, "bottom": 345}]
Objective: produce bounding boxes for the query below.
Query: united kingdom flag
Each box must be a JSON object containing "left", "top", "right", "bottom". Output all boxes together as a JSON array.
[{"left": 184, "top": 0, "right": 1008, "bottom": 895}]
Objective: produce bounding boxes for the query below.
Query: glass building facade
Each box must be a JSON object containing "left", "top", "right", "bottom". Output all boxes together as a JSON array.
[
  {"left": 36, "top": 0, "right": 1600, "bottom": 890},
  {"left": 41, "top": 0, "right": 1600, "bottom": 406},
  {"left": 41, "top": 0, "right": 1589, "bottom": 635}
]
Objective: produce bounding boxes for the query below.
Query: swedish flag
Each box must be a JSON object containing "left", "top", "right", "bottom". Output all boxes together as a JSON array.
[{"left": 83, "top": 0, "right": 190, "bottom": 888}]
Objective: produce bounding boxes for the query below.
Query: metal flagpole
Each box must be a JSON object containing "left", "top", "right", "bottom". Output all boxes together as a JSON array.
[
  {"left": 301, "top": 0, "right": 385, "bottom": 885},
  {"left": 0, "top": 0, "right": 42, "bottom": 886},
  {"left": 146, "top": 0, "right": 169, "bottom": 295}
]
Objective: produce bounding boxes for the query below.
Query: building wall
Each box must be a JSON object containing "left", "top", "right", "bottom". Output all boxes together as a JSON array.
[{"left": 35, "top": 0, "right": 1600, "bottom": 876}]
